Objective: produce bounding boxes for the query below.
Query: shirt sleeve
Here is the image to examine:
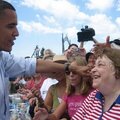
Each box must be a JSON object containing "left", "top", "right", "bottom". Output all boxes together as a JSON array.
[{"left": 2, "top": 52, "right": 36, "bottom": 78}]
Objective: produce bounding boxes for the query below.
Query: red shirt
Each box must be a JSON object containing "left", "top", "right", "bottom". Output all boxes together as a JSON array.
[
  {"left": 25, "top": 76, "right": 46, "bottom": 90},
  {"left": 72, "top": 90, "right": 120, "bottom": 120}
]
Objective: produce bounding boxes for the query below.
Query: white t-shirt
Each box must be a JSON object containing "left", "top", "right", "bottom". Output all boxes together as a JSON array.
[{"left": 40, "top": 78, "right": 58, "bottom": 100}]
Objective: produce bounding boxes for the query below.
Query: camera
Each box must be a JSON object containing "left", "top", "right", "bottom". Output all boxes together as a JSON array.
[{"left": 77, "top": 25, "right": 95, "bottom": 42}]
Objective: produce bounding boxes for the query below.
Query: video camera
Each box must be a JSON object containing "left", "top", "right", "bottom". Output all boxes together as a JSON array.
[{"left": 77, "top": 25, "right": 95, "bottom": 42}]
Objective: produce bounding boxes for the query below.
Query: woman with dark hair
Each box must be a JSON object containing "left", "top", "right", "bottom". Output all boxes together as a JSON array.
[{"left": 85, "top": 52, "right": 95, "bottom": 65}]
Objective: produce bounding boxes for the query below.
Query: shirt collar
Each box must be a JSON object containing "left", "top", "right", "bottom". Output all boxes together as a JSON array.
[
  {"left": 95, "top": 91, "right": 104, "bottom": 103},
  {"left": 95, "top": 91, "right": 120, "bottom": 104}
]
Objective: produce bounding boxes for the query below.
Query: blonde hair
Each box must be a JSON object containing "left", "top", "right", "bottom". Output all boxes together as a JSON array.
[{"left": 66, "top": 56, "right": 92, "bottom": 96}]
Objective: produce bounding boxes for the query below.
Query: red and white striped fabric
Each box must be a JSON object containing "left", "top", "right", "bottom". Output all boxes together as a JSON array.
[{"left": 71, "top": 90, "right": 120, "bottom": 120}]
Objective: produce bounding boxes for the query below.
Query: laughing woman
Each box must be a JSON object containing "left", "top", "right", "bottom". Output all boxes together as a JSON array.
[{"left": 72, "top": 47, "right": 120, "bottom": 120}]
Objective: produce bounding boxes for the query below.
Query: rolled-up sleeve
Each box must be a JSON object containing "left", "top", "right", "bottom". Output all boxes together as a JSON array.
[
  {"left": 24, "top": 58, "right": 36, "bottom": 76},
  {"left": 2, "top": 52, "right": 36, "bottom": 78}
]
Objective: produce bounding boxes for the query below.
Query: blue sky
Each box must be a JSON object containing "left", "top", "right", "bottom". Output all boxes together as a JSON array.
[{"left": 7, "top": 0, "right": 120, "bottom": 57}]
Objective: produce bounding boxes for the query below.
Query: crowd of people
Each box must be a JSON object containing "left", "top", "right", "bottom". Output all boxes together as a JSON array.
[{"left": 0, "top": 0, "right": 120, "bottom": 120}]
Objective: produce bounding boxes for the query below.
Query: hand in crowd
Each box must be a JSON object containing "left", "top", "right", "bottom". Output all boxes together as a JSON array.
[
  {"left": 93, "top": 35, "right": 110, "bottom": 51},
  {"left": 29, "top": 97, "right": 36, "bottom": 106},
  {"left": 20, "top": 89, "right": 34, "bottom": 101},
  {"left": 17, "top": 88, "right": 29, "bottom": 94},
  {"left": 33, "top": 108, "right": 48, "bottom": 120},
  {"left": 31, "top": 88, "right": 41, "bottom": 98}
]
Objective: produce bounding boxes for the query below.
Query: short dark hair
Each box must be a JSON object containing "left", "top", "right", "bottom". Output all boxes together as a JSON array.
[
  {"left": 0, "top": 0, "right": 16, "bottom": 15},
  {"left": 85, "top": 52, "right": 94, "bottom": 63},
  {"left": 68, "top": 44, "right": 78, "bottom": 49}
]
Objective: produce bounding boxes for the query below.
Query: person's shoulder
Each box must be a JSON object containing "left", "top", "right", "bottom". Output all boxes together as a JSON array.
[
  {"left": 87, "top": 89, "right": 97, "bottom": 99},
  {"left": 89, "top": 89, "right": 97, "bottom": 95},
  {"left": 49, "top": 84, "right": 57, "bottom": 91}
]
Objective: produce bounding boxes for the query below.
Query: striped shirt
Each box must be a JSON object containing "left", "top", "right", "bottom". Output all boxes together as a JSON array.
[{"left": 71, "top": 90, "right": 120, "bottom": 120}]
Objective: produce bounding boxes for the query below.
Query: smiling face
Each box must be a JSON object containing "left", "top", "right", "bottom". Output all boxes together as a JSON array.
[
  {"left": 0, "top": 9, "right": 19, "bottom": 52},
  {"left": 91, "top": 55, "right": 116, "bottom": 91}
]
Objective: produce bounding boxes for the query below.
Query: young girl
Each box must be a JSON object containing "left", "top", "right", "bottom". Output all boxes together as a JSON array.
[{"left": 62, "top": 56, "right": 93, "bottom": 118}]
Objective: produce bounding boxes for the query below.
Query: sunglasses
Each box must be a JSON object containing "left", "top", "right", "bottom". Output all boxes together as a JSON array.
[{"left": 65, "top": 71, "right": 77, "bottom": 75}]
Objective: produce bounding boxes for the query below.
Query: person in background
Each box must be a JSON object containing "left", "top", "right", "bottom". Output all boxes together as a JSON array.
[
  {"left": 64, "top": 43, "right": 86, "bottom": 60},
  {"left": 68, "top": 44, "right": 78, "bottom": 52},
  {"left": 40, "top": 77, "right": 58, "bottom": 101},
  {"left": 29, "top": 55, "right": 67, "bottom": 119},
  {"left": 85, "top": 52, "right": 95, "bottom": 67},
  {"left": 43, "top": 49, "right": 55, "bottom": 60},
  {"left": 28, "top": 54, "right": 56, "bottom": 118},
  {"left": 13, "top": 76, "right": 27, "bottom": 85},
  {"left": 85, "top": 52, "right": 95, "bottom": 64},
  {"left": 24, "top": 73, "right": 46, "bottom": 90},
  {"left": 65, "top": 44, "right": 79, "bottom": 59},
  {"left": 33, "top": 56, "right": 93, "bottom": 120},
  {"left": 18, "top": 73, "right": 46, "bottom": 102},
  {"left": 9, "top": 76, "right": 31, "bottom": 94},
  {"left": 43, "top": 55, "right": 68, "bottom": 118},
  {"left": 71, "top": 46, "right": 120, "bottom": 120},
  {"left": 40, "top": 54, "right": 58, "bottom": 100}
]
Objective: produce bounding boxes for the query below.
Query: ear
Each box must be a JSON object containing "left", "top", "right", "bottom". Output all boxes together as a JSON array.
[{"left": 115, "top": 69, "right": 119, "bottom": 79}]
